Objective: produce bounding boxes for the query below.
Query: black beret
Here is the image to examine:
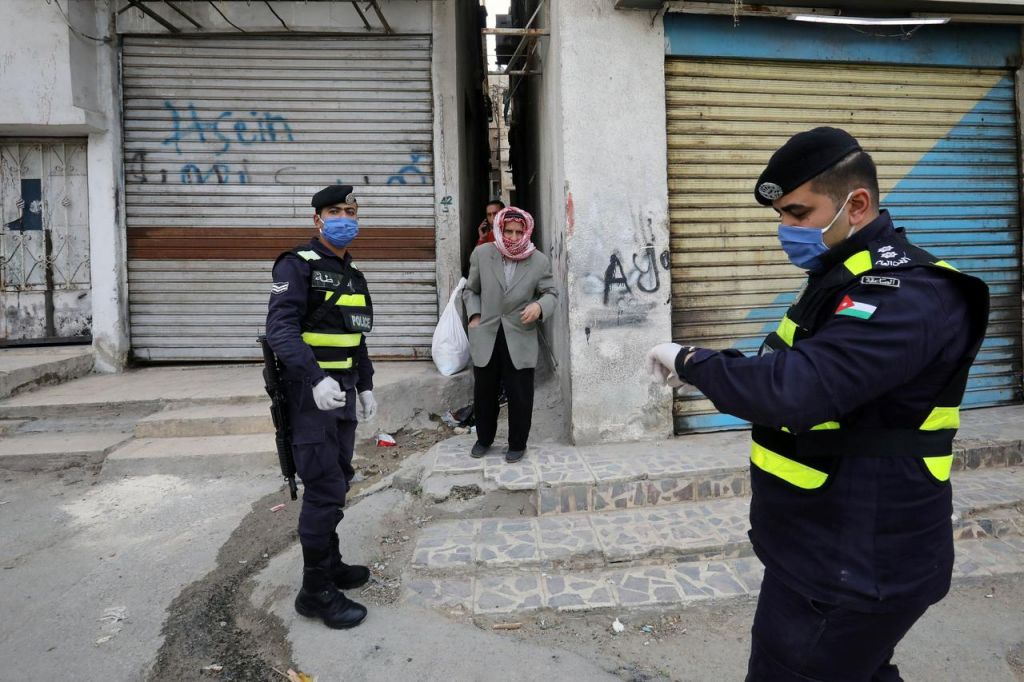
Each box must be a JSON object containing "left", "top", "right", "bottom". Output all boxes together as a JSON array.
[
  {"left": 754, "top": 127, "right": 861, "bottom": 206},
  {"left": 311, "top": 185, "right": 356, "bottom": 210}
]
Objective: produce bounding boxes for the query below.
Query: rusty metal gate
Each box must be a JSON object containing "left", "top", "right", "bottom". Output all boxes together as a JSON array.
[{"left": 0, "top": 140, "right": 92, "bottom": 345}]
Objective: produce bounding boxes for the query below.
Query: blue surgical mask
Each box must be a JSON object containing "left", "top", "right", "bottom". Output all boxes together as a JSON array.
[
  {"left": 777, "top": 192, "right": 854, "bottom": 271},
  {"left": 319, "top": 216, "right": 359, "bottom": 248}
]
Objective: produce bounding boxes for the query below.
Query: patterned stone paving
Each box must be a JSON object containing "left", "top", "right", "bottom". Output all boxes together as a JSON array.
[
  {"left": 412, "top": 412, "right": 1024, "bottom": 616},
  {"left": 403, "top": 536, "right": 1024, "bottom": 615},
  {"left": 427, "top": 434, "right": 1023, "bottom": 516},
  {"left": 413, "top": 468, "right": 1024, "bottom": 575},
  {"left": 411, "top": 497, "right": 754, "bottom": 573}
]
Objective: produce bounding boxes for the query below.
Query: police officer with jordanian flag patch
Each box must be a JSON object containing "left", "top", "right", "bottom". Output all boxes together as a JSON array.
[
  {"left": 646, "top": 128, "right": 990, "bottom": 680},
  {"left": 265, "top": 184, "right": 377, "bottom": 629}
]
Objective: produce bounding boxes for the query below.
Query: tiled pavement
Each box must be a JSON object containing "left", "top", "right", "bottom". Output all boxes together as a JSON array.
[
  {"left": 407, "top": 459, "right": 1024, "bottom": 615},
  {"left": 409, "top": 407, "right": 1024, "bottom": 616},
  {"left": 427, "top": 424, "right": 1024, "bottom": 516},
  {"left": 402, "top": 537, "right": 1024, "bottom": 615},
  {"left": 411, "top": 467, "right": 1024, "bottom": 576}
]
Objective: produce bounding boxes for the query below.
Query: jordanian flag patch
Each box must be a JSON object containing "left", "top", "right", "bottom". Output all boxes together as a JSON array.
[{"left": 835, "top": 295, "right": 877, "bottom": 319}]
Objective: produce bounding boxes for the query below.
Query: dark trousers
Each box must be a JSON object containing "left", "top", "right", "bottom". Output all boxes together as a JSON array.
[
  {"left": 746, "top": 571, "right": 930, "bottom": 682},
  {"left": 474, "top": 325, "right": 535, "bottom": 451},
  {"left": 285, "top": 381, "right": 357, "bottom": 551}
]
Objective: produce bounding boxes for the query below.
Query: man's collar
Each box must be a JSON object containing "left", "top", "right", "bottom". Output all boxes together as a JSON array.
[
  {"left": 311, "top": 236, "right": 351, "bottom": 265},
  {"left": 813, "top": 210, "right": 893, "bottom": 273}
]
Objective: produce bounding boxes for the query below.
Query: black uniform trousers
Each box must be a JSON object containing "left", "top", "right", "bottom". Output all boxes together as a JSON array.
[
  {"left": 746, "top": 571, "right": 930, "bottom": 682},
  {"left": 285, "top": 379, "right": 357, "bottom": 551},
  {"left": 473, "top": 325, "right": 534, "bottom": 452}
]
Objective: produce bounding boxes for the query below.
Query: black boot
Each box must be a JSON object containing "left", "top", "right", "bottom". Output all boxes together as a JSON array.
[
  {"left": 328, "top": 532, "right": 371, "bottom": 590},
  {"left": 294, "top": 547, "right": 367, "bottom": 629}
]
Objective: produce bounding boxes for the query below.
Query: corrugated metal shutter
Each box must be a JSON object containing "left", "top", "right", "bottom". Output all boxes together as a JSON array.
[
  {"left": 667, "top": 59, "right": 1022, "bottom": 432},
  {"left": 122, "top": 35, "right": 435, "bottom": 361}
]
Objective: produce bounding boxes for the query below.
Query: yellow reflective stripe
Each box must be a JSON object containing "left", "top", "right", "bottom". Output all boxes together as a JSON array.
[
  {"left": 781, "top": 421, "right": 839, "bottom": 433},
  {"left": 934, "top": 260, "right": 958, "bottom": 271},
  {"left": 324, "top": 292, "right": 366, "bottom": 307},
  {"left": 296, "top": 250, "right": 321, "bottom": 261},
  {"left": 317, "top": 359, "right": 354, "bottom": 370},
  {"left": 843, "top": 250, "right": 873, "bottom": 276},
  {"left": 923, "top": 455, "right": 954, "bottom": 482},
  {"left": 920, "top": 406, "right": 960, "bottom": 431},
  {"left": 301, "top": 332, "right": 361, "bottom": 347},
  {"left": 750, "top": 442, "right": 829, "bottom": 489},
  {"left": 776, "top": 316, "right": 797, "bottom": 347}
]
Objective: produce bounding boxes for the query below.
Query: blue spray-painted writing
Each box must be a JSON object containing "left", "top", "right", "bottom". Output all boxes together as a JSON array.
[{"left": 162, "top": 101, "right": 295, "bottom": 156}]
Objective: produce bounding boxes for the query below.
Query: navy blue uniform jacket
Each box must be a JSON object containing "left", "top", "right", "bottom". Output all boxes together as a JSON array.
[
  {"left": 678, "top": 212, "right": 982, "bottom": 612},
  {"left": 265, "top": 237, "right": 374, "bottom": 395}
]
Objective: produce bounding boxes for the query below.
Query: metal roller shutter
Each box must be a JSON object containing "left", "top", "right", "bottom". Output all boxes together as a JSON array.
[
  {"left": 667, "top": 58, "right": 1022, "bottom": 432},
  {"left": 122, "top": 35, "right": 435, "bottom": 361}
]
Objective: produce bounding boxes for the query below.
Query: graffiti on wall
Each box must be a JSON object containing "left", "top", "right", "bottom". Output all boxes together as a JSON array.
[
  {"left": 386, "top": 154, "right": 431, "bottom": 185},
  {"left": 130, "top": 101, "right": 295, "bottom": 185},
  {"left": 583, "top": 211, "right": 671, "bottom": 329}
]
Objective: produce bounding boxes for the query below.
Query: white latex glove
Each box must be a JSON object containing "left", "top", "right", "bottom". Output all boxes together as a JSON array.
[
  {"left": 357, "top": 390, "right": 377, "bottom": 421},
  {"left": 312, "top": 376, "right": 346, "bottom": 411},
  {"left": 645, "top": 342, "right": 690, "bottom": 388}
]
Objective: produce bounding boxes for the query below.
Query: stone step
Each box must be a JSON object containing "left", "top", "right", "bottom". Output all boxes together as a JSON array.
[
  {"left": 0, "top": 431, "right": 132, "bottom": 472},
  {"left": 402, "top": 535, "right": 1024, "bottom": 616},
  {"left": 0, "top": 347, "right": 93, "bottom": 400},
  {"left": 134, "top": 402, "right": 273, "bottom": 438},
  {"left": 411, "top": 468, "right": 1024, "bottom": 575},
  {"left": 425, "top": 428, "right": 1024, "bottom": 516},
  {"left": 101, "top": 434, "right": 277, "bottom": 477}
]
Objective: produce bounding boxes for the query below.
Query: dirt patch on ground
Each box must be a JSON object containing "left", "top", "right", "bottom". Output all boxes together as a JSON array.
[
  {"left": 349, "top": 424, "right": 453, "bottom": 497},
  {"left": 1009, "top": 639, "right": 1024, "bottom": 681},
  {"left": 148, "top": 487, "right": 300, "bottom": 681},
  {"left": 148, "top": 428, "right": 446, "bottom": 681}
]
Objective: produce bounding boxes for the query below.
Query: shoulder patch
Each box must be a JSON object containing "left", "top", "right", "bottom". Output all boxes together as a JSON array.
[
  {"left": 835, "top": 295, "right": 877, "bottom": 320},
  {"left": 860, "top": 275, "right": 900, "bottom": 289},
  {"left": 873, "top": 243, "right": 911, "bottom": 268},
  {"left": 271, "top": 282, "right": 289, "bottom": 295}
]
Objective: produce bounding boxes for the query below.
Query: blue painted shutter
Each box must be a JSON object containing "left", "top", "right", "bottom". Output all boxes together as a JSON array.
[{"left": 667, "top": 58, "right": 1021, "bottom": 433}]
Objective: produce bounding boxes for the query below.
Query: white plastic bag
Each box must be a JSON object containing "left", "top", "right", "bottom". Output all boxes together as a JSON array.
[{"left": 431, "top": 277, "right": 471, "bottom": 376}]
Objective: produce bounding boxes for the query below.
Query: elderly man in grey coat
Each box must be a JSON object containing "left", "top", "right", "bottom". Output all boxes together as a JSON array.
[{"left": 463, "top": 207, "right": 558, "bottom": 463}]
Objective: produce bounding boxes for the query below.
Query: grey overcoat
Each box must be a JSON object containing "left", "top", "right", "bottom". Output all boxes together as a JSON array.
[{"left": 462, "top": 243, "right": 558, "bottom": 370}]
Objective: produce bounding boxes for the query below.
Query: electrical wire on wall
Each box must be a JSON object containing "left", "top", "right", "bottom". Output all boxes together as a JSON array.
[{"left": 47, "top": 0, "right": 111, "bottom": 43}]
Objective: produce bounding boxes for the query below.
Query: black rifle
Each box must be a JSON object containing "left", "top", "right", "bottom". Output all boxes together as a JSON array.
[{"left": 258, "top": 334, "right": 298, "bottom": 500}]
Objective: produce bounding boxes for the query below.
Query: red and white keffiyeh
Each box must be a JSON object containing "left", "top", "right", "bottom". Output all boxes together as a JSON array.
[{"left": 491, "top": 207, "right": 537, "bottom": 262}]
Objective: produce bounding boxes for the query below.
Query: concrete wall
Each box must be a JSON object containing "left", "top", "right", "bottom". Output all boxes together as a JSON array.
[
  {"left": 0, "top": 0, "right": 128, "bottom": 371},
  {"left": 552, "top": 0, "right": 673, "bottom": 444},
  {"left": 0, "top": 0, "right": 105, "bottom": 134}
]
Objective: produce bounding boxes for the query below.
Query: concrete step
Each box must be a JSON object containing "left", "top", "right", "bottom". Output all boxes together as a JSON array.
[
  {"left": 0, "top": 347, "right": 93, "bottom": 400},
  {"left": 134, "top": 402, "right": 273, "bottom": 438},
  {"left": 101, "top": 434, "right": 278, "bottom": 477},
  {"left": 0, "top": 365, "right": 265, "bottom": 419},
  {"left": 0, "top": 362, "right": 471, "bottom": 441},
  {"left": 402, "top": 535, "right": 1024, "bottom": 616},
  {"left": 424, "top": 424, "right": 1024, "bottom": 516},
  {"left": 411, "top": 468, "right": 1024, "bottom": 576},
  {"left": 0, "top": 431, "right": 132, "bottom": 472}
]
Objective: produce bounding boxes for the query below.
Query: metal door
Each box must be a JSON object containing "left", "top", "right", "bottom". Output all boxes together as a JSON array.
[{"left": 0, "top": 140, "right": 91, "bottom": 345}]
